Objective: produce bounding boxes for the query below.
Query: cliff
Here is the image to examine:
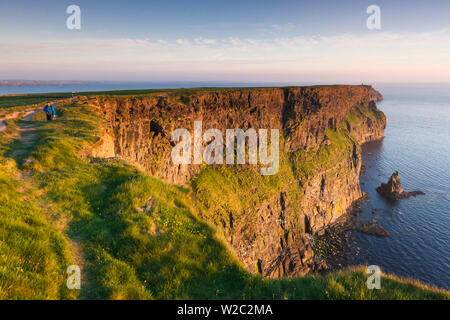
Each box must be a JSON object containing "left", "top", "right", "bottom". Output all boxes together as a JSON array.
[
  {"left": 88, "top": 85, "right": 386, "bottom": 277},
  {"left": 3, "top": 96, "right": 448, "bottom": 300}
]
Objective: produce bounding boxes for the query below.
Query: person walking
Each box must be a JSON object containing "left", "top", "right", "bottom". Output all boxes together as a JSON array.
[{"left": 43, "top": 102, "right": 56, "bottom": 121}]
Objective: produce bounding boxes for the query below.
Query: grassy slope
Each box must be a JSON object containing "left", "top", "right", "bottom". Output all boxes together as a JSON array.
[
  {"left": 0, "top": 101, "right": 448, "bottom": 300},
  {"left": 345, "top": 102, "right": 386, "bottom": 127},
  {"left": 0, "top": 159, "right": 77, "bottom": 299}
]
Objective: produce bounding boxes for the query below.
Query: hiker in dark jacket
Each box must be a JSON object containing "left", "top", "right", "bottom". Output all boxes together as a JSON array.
[{"left": 43, "top": 102, "right": 56, "bottom": 121}]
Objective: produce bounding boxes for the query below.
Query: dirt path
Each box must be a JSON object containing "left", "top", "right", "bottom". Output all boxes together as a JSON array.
[
  {"left": 0, "top": 111, "right": 21, "bottom": 132},
  {"left": 4, "top": 100, "right": 93, "bottom": 299},
  {"left": 0, "top": 109, "right": 41, "bottom": 132},
  {"left": 67, "top": 237, "right": 95, "bottom": 299},
  {"left": 22, "top": 109, "right": 42, "bottom": 121},
  {"left": 0, "top": 101, "right": 64, "bottom": 133},
  {"left": 7, "top": 119, "right": 40, "bottom": 163},
  {"left": 4, "top": 102, "right": 65, "bottom": 160}
]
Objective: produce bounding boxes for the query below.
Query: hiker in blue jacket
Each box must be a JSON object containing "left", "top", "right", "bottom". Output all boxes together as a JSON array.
[{"left": 43, "top": 102, "right": 55, "bottom": 121}]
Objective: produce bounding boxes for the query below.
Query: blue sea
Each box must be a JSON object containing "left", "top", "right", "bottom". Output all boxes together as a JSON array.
[
  {"left": 0, "top": 81, "right": 292, "bottom": 95},
  {"left": 1, "top": 82, "right": 449, "bottom": 290},
  {"left": 345, "top": 83, "right": 450, "bottom": 290}
]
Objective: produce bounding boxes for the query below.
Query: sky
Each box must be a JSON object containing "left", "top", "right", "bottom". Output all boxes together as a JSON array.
[{"left": 1, "top": 0, "right": 450, "bottom": 83}]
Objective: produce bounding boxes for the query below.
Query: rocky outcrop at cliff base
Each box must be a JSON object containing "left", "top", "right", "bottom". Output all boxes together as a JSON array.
[{"left": 377, "top": 171, "right": 425, "bottom": 200}]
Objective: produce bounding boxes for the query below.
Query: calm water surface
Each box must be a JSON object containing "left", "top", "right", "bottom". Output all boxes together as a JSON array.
[
  {"left": 344, "top": 84, "right": 450, "bottom": 290},
  {"left": 0, "top": 81, "right": 291, "bottom": 95}
]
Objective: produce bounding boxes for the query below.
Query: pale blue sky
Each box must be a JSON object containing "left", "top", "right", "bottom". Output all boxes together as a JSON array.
[{"left": 1, "top": 0, "right": 450, "bottom": 82}]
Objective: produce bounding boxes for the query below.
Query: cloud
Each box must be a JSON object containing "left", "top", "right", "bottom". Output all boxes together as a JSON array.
[
  {"left": 175, "top": 39, "right": 190, "bottom": 45},
  {"left": 271, "top": 23, "right": 296, "bottom": 32},
  {"left": 193, "top": 38, "right": 217, "bottom": 46},
  {"left": 2, "top": 28, "right": 450, "bottom": 82},
  {"left": 274, "top": 36, "right": 319, "bottom": 49}
]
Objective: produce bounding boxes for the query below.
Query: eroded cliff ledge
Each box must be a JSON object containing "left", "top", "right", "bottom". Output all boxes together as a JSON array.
[{"left": 88, "top": 85, "right": 386, "bottom": 278}]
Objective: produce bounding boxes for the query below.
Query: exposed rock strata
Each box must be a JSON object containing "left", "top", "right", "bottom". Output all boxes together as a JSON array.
[{"left": 88, "top": 85, "right": 386, "bottom": 277}]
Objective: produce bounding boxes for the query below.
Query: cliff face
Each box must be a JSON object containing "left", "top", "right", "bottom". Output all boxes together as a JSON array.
[{"left": 89, "top": 85, "right": 386, "bottom": 277}]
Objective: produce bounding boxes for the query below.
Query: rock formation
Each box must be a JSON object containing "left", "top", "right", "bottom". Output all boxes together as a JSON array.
[
  {"left": 349, "top": 220, "right": 390, "bottom": 237},
  {"left": 87, "top": 85, "right": 386, "bottom": 277},
  {"left": 376, "top": 171, "right": 425, "bottom": 200}
]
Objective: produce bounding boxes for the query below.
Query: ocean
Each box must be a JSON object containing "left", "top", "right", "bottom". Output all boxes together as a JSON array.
[
  {"left": 343, "top": 83, "right": 450, "bottom": 290},
  {"left": 0, "top": 81, "right": 292, "bottom": 95},
  {"left": 1, "top": 82, "right": 448, "bottom": 289}
]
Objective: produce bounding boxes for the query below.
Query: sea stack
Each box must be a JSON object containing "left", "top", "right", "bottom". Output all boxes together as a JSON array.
[{"left": 376, "top": 171, "right": 425, "bottom": 200}]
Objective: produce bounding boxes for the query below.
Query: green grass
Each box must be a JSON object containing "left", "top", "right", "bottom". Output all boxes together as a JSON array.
[
  {"left": 0, "top": 84, "right": 370, "bottom": 109},
  {"left": 0, "top": 88, "right": 231, "bottom": 108},
  {"left": 190, "top": 128, "right": 356, "bottom": 236},
  {"left": 0, "top": 93, "right": 72, "bottom": 109},
  {"left": 191, "top": 146, "right": 303, "bottom": 233},
  {"left": 288, "top": 128, "right": 357, "bottom": 185},
  {"left": 0, "top": 101, "right": 448, "bottom": 300},
  {"left": 345, "top": 102, "right": 386, "bottom": 128},
  {"left": 0, "top": 158, "right": 77, "bottom": 299}
]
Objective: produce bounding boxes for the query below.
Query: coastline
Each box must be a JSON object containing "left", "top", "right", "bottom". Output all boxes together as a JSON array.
[{"left": 0, "top": 87, "right": 450, "bottom": 298}]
